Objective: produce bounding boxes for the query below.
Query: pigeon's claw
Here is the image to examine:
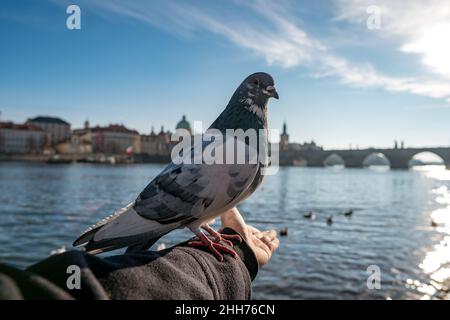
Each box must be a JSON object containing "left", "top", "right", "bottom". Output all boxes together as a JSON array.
[
  {"left": 219, "top": 234, "right": 243, "bottom": 247},
  {"left": 188, "top": 229, "right": 238, "bottom": 262},
  {"left": 201, "top": 224, "right": 242, "bottom": 247}
]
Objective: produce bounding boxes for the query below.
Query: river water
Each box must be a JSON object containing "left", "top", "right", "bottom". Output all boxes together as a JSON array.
[{"left": 1, "top": 162, "right": 450, "bottom": 299}]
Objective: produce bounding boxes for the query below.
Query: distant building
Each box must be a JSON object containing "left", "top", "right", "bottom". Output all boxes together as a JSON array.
[
  {"left": 27, "top": 116, "right": 71, "bottom": 146},
  {"left": 70, "top": 120, "right": 93, "bottom": 154},
  {"left": 280, "top": 122, "right": 289, "bottom": 151},
  {"left": 279, "top": 121, "right": 322, "bottom": 152},
  {"left": 72, "top": 123, "right": 139, "bottom": 154},
  {"left": 0, "top": 121, "right": 46, "bottom": 154},
  {"left": 289, "top": 141, "right": 322, "bottom": 151},
  {"left": 91, "top": 124, "right": 140, "bottom": 154},
  {"left": 175, "top": 115, "right": 192, "bottom": 134},
  {"left": 140, "top": 126, "right": 172, "bottom": 156},
  {"left": 140, "top": 115, "right": 190, "bottom": 157}
]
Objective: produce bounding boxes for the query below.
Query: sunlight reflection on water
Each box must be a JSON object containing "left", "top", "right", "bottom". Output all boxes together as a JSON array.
[
  {"left": 414, "top": 165, "right": 450, "bottom": 181},
  {"left": 410, "top": 166, "right": 450, "bottom": 299}
]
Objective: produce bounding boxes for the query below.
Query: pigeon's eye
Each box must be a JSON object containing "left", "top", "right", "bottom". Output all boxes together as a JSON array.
[{"left": 253, "top": 79, "right": 259, "bottom": 86}]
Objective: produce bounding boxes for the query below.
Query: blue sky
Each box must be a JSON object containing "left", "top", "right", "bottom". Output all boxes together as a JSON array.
[{"left": 1, "top": 0, "right": 450, "bottom": 149}]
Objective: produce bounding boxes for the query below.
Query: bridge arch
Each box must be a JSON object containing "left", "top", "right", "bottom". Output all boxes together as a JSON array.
[
  {"left": 409, "top": 151, "right": 445, "bottom": 168},
  {"left": 324, "top": 153, "right": 345, "bottom": 167},
  {"left": 363, "top": 152, "right": 390, "bottom": 168}
]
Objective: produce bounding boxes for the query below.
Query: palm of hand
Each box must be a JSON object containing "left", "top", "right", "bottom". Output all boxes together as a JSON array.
[{"left": 220, "top": 207, "right": 279, "bottom": 267}]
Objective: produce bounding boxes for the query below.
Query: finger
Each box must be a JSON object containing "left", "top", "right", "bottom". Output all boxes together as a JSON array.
[
  {"left": 265, "top": 230, "right": 277, "bottom": 240},
  {"left": 220, "top": 208, "right": 245, "bottom": 229},
  {"left": 260, "top": 234, "right": 278, "bottom": 247},
  {"left": 269, "top": 238, "right": 280, "bottom": 251},
  {"left": 248, "top": 225, "right": 261, "bottom": 234},
  {"left": 253, "top": 237, "right": 272, "bottom": 255},
  {"left": 263, "top": 238, "right": 279, "bottom": 254},
  {"left": 220, "top": 208, "right": 238, "bottom": 224},
  {"left": 257, "top": 230, "right": 277, "bottom": 241}
]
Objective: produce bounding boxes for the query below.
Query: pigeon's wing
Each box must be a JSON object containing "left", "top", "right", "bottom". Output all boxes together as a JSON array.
[
  {"left": 134, "top": 134, "right": 260, "bottom": 225},
  {"left": 82, "top": 135, "right": 260, "bottom": 251}
]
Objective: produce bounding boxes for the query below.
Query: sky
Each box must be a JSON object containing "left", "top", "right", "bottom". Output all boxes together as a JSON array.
[{"left": 1, "top": 0, "right": 450, "bottom": 149}]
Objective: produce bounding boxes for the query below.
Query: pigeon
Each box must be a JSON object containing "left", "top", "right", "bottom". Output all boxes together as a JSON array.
[{"left": 73, "top": 72, "right": 279, "bottom": 261}]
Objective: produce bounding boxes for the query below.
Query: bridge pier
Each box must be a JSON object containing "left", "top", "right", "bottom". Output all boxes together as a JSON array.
[
  {"left": 339, "top": 153, "right": 366, "bottom": 168},
  {"left": 345, "top": 163, "right": 364, "bottom": 168},
  {"left": 390, "top": 165, "right": 409, "bottom": 170},
  {"left": 387, "top": 155, "right": 410, "bottom": 170},
  {"left": 389, "top": 162, "right": 410, "bottom": 169}
]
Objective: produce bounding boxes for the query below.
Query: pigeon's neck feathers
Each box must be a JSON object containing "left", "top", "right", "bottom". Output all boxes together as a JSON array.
[{"left": 209, "top": 88, "right": 268, "bottom": 133}]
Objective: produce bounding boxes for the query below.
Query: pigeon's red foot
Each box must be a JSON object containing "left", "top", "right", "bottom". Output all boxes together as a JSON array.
[
  {"left": 201, "top": 224, "right": 242, "bottom": 247},
  {"left": 188, "top": 231, "right": 238, "bottom": 262}
]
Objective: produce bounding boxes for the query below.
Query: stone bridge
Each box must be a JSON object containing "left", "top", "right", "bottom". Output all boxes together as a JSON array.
[{"left": 280, "top": 147, "right": 450, "bottom": 169}]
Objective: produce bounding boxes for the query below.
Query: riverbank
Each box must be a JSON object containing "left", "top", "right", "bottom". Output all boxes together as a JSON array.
[{"left": 0, "top": 153, "right": 170, "bottom": 164}]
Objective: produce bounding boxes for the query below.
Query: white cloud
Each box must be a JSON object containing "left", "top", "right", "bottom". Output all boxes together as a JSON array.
[
  {"left": 335, "top": 0, "right": 450, "bottom": 78},
  {"left": 317, "top": 55, "right": 450, "bottom": 99},
  {"left": 72, "top": 0, "right": 450, "bottom": 103}
]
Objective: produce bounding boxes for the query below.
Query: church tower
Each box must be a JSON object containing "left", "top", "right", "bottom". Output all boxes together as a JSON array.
[{"left": 280, "top": 121, "right": 289, "bottom": 151}]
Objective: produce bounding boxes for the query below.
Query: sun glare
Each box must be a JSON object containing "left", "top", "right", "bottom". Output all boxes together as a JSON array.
[{"left": 402, "top": 23, "right": 450, "bottom": 79}]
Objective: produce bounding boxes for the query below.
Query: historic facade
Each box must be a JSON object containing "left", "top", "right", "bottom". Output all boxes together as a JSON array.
[
  {"left": 0, "top": 121, "right": 46, "bottom": 154},
  {"left": 26, "top": 116, "right": 71, "bottom": 146},
  {"left": 1, "top": 114, "right": 197, "bottom": 161},
  {"left": 71, "top": 121, "right": 140, "bottom": 154},
  {"left": 140, "top": 115, "right": 192, "bottom": 157},
  {"left": 89, "top": 124, "right": 140, "bottom": 154},
  {"left": 140, "top": 126, "right": 172, "bottom": 156}
]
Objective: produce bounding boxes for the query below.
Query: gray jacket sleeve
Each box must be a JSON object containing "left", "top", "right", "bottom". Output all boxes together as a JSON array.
[{"left": 0, "top": 228, "right": 258, "bottom": 300}]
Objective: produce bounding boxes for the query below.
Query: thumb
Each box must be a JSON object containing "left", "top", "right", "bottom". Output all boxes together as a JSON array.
[
  {"left": 220, "top": 207, "right": 247, "bottom": 236},
  {"left": 220, "top": 207, "right": 243, "bottom": 226}
]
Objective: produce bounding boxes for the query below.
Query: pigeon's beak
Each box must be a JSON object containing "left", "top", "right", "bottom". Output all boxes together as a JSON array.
[{"left": 266, "top": 85, "right": 279, "bottom": 100}]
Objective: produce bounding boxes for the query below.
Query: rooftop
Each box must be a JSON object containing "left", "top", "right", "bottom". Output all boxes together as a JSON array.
[
  {"left": 176, "top": 115, "right": 191, "bottom": 131},
  {"left": 27, "top": 116, "right": 70, "bottom": 126},
  {"left": 0, "top": 121, "right": 44, "bottom": 132},
  {"left": 90, "top": 124, "right": 139, "bottom": 135}
]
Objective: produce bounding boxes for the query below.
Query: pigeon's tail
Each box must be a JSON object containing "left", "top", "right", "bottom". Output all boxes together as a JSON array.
[
  {"left": 73, "top": 202, "right": 136, "bottom": 247},
  {"left": 73, "top": 202, "right": 180, "bottom": 255}
]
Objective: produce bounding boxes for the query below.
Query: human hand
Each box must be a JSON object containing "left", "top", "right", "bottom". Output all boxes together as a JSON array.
[{"left": 220, "top": 207, "right": 279, "bottom": 267}]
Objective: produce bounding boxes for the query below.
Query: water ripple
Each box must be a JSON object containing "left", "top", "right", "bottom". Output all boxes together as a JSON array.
[{"left": 1, "top": 163, "right": 449, "bottom": 299}]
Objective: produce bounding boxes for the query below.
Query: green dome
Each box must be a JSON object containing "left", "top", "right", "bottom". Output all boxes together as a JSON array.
[{"left": 176, "top": 115, "right": 191, "bottom": 131}]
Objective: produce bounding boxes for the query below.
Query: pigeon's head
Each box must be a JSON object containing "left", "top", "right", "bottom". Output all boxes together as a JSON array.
[
  {"left": 241, "top": 72, "right": 279, "bottom": 103},
  {"left": 212, "top": 72, "right": 278, "bottom": 130}
]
